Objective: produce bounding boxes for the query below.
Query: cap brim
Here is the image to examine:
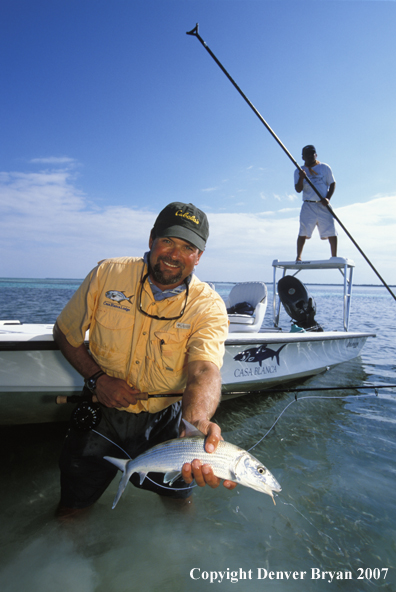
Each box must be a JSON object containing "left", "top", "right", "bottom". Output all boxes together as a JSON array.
[{"left": 157, "top": 225, "right": 206, "bottom": 251}]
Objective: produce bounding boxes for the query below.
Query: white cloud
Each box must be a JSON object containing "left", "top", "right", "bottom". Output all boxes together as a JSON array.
[
  {"left": 278, "top": 207, "right": 300, "bottom": 214},
  {"left": 286, "top": 193, "right": 299, "bottom": 202},
  {"left": 0, "top": 168, "right": 154, "bottom": 277},
  {"left": 1, "top": 165, "right": 395, "bottom": 286},
  {"left": 30, "top": 157, "right": 77, "bottom": 165}
]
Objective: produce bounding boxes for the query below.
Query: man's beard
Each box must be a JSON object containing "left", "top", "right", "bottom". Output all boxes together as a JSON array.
[{"left": 150, "top": 257, "right": 184, "bottom": 286}]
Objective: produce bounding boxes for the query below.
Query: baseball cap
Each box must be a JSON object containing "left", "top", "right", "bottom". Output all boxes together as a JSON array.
[
  {"left": 302, "top": 145, "right": 316, "bottom": 156},
  {"left": 153, "top": 202, "right": 209, "bottom": 251}
]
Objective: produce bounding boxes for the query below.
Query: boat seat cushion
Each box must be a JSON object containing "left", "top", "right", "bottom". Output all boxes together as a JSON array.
[
  {"left": 226, "top": 282, "right": 268, "bottom": 333},
  {"left": 226, "top": 282, "right": 267, "bottom": 309},
  {"left": 226, "top": 301, "right": 255, "bottom": 316},
  {"left": 227, "top": 313, "right": 255, "bottom": 325}
]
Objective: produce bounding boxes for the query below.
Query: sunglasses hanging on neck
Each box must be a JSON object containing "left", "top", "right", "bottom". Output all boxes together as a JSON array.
[{"left": 137, "top": 272, "right": 189, "bottom": 321}]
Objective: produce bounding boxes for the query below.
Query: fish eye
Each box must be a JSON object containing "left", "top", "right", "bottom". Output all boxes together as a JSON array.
[{"left": 257, "top": 466, "right": 266, "bottom": 475}]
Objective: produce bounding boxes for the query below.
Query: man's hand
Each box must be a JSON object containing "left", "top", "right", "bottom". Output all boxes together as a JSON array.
[
  {"left": 295, "top": 168, "right": 307, "bottom": 193},
  {"left": 95, "top": 374, "right": 147, "bottom": 408},
  {"left": 180, "top": 419, "right": 237, "bottom": 490}
]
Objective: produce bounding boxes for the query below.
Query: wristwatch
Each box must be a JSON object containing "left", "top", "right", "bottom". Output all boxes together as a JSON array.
[{"left": 84, "top": 370, "right": 105, "bottom": 392}]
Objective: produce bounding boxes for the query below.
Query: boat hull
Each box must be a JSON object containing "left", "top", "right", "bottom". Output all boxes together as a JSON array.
[
  {"left": 0, "top": 324, "right": 374, "bottom": 425},
  {"left": 221, "top": 331, "right": 371, "bottom": 395}
]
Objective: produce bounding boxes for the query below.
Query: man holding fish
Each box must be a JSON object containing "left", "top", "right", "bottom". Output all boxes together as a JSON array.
[{"left": 54, "top": 202, "right": 236, "bottom": 518}]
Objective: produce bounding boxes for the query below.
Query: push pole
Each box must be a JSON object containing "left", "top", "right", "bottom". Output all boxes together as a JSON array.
[{"left": 187, "top": 24, "right": 396, "bottom": 301}]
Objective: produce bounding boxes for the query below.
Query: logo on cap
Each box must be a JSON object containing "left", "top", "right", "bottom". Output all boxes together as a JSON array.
[
  {"left": 153, "top": 202, "right": 209, "bottom": 251},
  {"left": 175, "top": 210, "right": 200, "bottom": 225}
]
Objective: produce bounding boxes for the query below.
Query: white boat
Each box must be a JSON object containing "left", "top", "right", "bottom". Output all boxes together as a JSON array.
[{"left": 0, "top": 258, "right": 375, "bottom": 425}]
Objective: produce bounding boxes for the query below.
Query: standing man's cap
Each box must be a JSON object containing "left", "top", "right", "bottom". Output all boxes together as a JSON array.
[
  {"left": 153, "top": 202, "right": 209, "bottom": 251},
  {"left": 302, "top": 145, "right": 316, "bottom": 156}
]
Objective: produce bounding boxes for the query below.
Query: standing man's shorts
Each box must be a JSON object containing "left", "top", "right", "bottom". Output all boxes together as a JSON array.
[
  {"left": 59, "top": 400, "right": 193, "bottom": 508},
  {"left": 299, "top": 201, "right": 337, "bottom": 239}
]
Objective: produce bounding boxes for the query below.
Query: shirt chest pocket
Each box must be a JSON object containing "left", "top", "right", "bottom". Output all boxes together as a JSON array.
[
  {"left": 152, "top": 330, "right": 188, "bottom": 374},
  {"left": 89, "top": 307, "right": 135, "bottom": 372}
]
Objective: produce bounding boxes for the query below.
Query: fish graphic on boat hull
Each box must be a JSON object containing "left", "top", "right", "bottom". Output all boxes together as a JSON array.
[{"left": 233, "top": 344, "right": 286, "bottom": 366}]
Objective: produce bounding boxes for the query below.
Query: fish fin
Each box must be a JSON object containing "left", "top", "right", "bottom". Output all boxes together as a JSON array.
[
  {"left": 104, "top": 456, "right": 143, "bottom": 509},
  {"left": 111, "top": 471, "right": 132, "bottom": 509},
  {"left": 104, "top": 456, "right": 129, "bottom": 472},
  {"left": 164, "top": 471, "right": 182, "bottom": 485},
  {"left": 137, "top": 471, "right": 148, "bottom": 485},
  {"left": 181, "top": 419, "right": 205, "bottom": 437},
  {"left": 103, "top": 458, "right": 133, "bottom": 509}
]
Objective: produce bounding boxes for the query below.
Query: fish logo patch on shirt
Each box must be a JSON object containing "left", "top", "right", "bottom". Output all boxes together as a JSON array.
[{"left": 105, "top": 290, "right": 134, "bottom": 305}]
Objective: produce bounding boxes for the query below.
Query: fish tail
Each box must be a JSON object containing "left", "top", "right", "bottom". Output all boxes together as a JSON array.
[
  {"left": 104, "top": 456, "right": 128, "bottom": 472},
  {"left": 275, "top": 344, "right": 286, "bottom": 365},
  {"left": 112, "top": 471, "right": 131, "bottom": 509},
  {"left": 104, "top": 456, "right": 134, "bottom": 509}
]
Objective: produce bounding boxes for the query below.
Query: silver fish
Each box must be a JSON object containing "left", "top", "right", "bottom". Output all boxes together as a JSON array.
[
  {"left": 104, "top": 421, "right": 281, "bottom": 508},
  {"left": 105, "top": 290, "right": 134, "bottom": 304}
]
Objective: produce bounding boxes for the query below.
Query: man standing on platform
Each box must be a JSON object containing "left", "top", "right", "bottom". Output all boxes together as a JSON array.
[{"left": 294, "top": 145, "right": 337, "bottom": 261}]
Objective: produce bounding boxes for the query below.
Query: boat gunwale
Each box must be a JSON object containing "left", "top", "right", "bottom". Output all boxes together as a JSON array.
[
  {"left": 225, "top": 331, "right": 375, "bottom": 346},
  {"left": 0, "top": 330, "right": 376, "bottom": 351}
]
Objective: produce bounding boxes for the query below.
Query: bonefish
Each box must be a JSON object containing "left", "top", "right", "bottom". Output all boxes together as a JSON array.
[{"left": 104, "top": 421, "right": 281, "bottom": 508}]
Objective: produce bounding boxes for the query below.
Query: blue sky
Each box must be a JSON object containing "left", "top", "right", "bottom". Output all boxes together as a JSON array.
[{"left": 1, "top": 0, "right": 395, "bottom": 285}]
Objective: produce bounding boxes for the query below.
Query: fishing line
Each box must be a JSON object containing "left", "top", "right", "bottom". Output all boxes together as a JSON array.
[
  {"left": 91, "top": 386, "right": 392, "bottom": 495},
  {"left": 247, "top": 389, "right": 384, "bottom": 452},
  {"left": 278, "top": 499, "right": 345, "bottom": 556},
  {"left": 92, "top": 429, "right": 133, "bottom": 459}
]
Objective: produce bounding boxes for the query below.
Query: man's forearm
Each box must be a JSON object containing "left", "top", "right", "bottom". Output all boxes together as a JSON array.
[
  {"left": 326, "top": 181, "right": 336, "bottom": 200},
  {"left": 53, "top": 322, "right": 146, "bottom": 407},
  {"left": 53, "top": 321, "right": 100, "bottom": 379},
  {"left": 180, "top": 360, "right": 238, "bottom": 489},
  {"left": 182, "top": 361, "right": 222, "bottom": 426}
]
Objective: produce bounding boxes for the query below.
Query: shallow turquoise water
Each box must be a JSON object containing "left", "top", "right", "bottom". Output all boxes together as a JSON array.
[{"left": 0, "top": 279, "right": 395, "bottom": 591}]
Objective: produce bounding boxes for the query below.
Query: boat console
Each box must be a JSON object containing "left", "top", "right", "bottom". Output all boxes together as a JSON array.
[
  {"left": 272, "top": 258, "right": 355, "bottom": 331},
  {"left": 277, "top": 275, "right": 322, "bottom": 331}
]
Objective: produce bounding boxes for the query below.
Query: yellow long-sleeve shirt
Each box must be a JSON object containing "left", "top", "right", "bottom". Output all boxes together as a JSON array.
[{"left": 57, "top": 256, "right": 228, "bottom": 414}]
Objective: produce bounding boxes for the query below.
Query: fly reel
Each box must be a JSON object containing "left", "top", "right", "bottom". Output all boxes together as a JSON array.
[{"left": 71, "top": 400, "right": 102, "bottom": 431}]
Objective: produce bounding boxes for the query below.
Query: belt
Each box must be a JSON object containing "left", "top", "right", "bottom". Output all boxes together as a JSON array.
[{"left": 304, "top": 200, "right": 320, "bottom": 203}]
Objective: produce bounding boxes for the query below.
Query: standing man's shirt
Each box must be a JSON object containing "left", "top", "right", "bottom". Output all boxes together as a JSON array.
[{"left": 294, "top": 163, "right": 335, "bottom": 202}]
